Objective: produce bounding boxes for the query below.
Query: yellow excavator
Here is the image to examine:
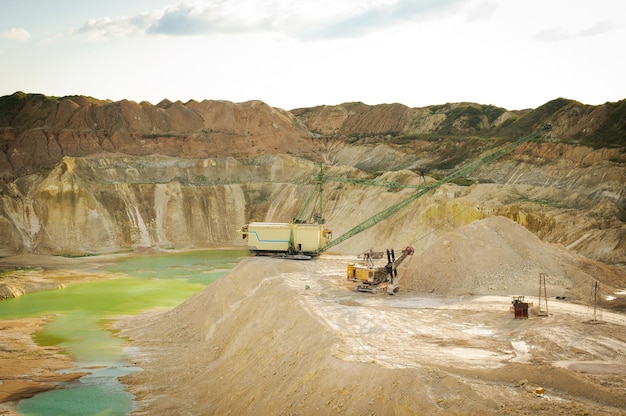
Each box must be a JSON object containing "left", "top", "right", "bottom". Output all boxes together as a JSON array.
[{"left": 347, "top": 246, "right": 414, "bottom": 294}]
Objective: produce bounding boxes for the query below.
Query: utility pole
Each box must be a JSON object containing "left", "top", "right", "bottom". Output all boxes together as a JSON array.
[
  {"left": 538, "top": 272, "right": 548, "bottom": 316},
  {"left": 589, "top": 281, "right": 602, "bottom": 322}
]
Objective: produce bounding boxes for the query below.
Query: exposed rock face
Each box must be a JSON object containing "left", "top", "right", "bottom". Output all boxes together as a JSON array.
[
  {"left": 0, "top": 153, "right": 622, "bottom": 266},
  {"left": 0, "top": 92, "right": 624, "bottom": 267},
  {"left": 291, "top": 102, "right": 415, "bottom": 136},
  {"left": 0, "top": 93, "right": 317, "bottom": 178},
  {"left": 292, "top": 98, "right": 626, "bottom": 145},
  {"left": 0, "top": 155, "right": 320, "bottom": 255},
  {"left": 2, "top": 93, "right": 624, "bottom": 179}
]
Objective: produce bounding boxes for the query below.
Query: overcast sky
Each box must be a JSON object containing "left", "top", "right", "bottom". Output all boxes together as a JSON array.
[{"left": 1, "top": 0, "right": 624, "bottom": 110}]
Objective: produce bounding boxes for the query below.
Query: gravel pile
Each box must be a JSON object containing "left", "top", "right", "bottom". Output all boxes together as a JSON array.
[{"left": 402, "top": 216, "right": 584, "bottom": 297}]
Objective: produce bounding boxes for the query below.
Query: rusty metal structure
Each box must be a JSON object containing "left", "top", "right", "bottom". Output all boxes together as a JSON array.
[{"left": 512, "top": 295, "right": 529, "bottom": 319}]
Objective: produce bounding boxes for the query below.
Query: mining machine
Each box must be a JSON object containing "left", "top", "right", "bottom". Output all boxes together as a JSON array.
[
  {"left": 347, "top": 246, "right": 415, "bottom": 294},
  {"left": 239, "top": 125, "right": 552, "bottom": 258},
  {"left": 239, "top": 165, "right": 332, "bottom": 259},
  {"left": 320, "top": 125, "right": 552, "bottom": 253}
]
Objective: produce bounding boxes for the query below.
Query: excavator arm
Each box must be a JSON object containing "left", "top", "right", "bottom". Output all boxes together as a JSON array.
[{"left": 384, "top": 246, "right": 414, "bottom": 294}]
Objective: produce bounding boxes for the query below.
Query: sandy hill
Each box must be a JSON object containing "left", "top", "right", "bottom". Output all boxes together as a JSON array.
[
  {"left": 118, "top": 217, "right": 626, "bottom": 415},
  {"left": 402, "top": 216, "right": 622, "bottom": 302}
]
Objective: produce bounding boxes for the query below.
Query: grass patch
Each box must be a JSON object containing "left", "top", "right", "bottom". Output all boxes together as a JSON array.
[
  {"left": 55, "top": 253, "right": 99, "bottom": 258},
  {"left": 514, "top": 196, "right": 574, "bottom": 210}
]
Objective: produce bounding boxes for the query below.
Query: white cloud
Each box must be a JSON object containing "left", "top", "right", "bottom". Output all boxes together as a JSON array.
[
  {"left": 533, "top": 27, "right": 571, "bottom": 42},
  {"left": 69, "top": 11, "right": 161, "bottom": 40},
  {"left": 2, "top": 0, "right": 623, "bottom": 110},
  {"left": 1, "top": 27, "right": 32, "bottom": 41},
  {"left": 66, "top": 0, "right": 466, "bottom": 41},
  {"left": 533, "top": 19, "right": 621, "bottom": 42},
  {"left": 146, "top": 2, "right": 272, "bottom": 36},
  {"left": 292, "top": 0, "right": 464, "bottom": 39}
]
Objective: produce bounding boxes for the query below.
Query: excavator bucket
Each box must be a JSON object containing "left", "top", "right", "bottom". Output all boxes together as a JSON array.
[{"left": 387, "top": 284, "right": 399, "bottom": 295}]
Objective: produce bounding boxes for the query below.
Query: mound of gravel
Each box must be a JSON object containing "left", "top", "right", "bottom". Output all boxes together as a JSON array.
[
  {"left": 402, "top": 216, "right": 596, "bottom": 298},
  {"left": 116, "top": 218, "right": 626, "bottom": 415}
]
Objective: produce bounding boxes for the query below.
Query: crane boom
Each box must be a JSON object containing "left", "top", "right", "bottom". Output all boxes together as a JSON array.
[
  {"left": 321, "top": 126, "right": 550, "bottom": 252},
  {"left": 324, "top": 175, "right": 424, "bottom": 190},
  {"left": 294, "top": 163, "right": 325, "bottom": 224}
]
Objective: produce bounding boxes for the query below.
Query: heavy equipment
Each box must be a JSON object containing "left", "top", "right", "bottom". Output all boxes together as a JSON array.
[
  {"left": 239, "top": 222, "right": 332, "bottom": 259},
  {"left": 347, "top": 246, "right": 414, "bottom": 294},
  {"left": 239, "top": 125, "right": 552, "bottom": 258},
  {"left": 320, "top": 125, "right": 552, "bottom": 253},
  {"left": 239, "top": 165, "right": 332, "bottom": 259}
]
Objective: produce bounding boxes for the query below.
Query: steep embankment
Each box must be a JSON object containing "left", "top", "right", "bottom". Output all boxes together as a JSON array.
[
  {"left": 0, "top": 92, "right": 316, "bottom": 178},
  {"left": 2, "top": 94, "right": 625, "bottom": 179},
  {"left": 0, "top": 155, "right": 318, "bottom": 255},
  {"left": 0, "top": 93, "right": 624, "bottom": 266},
  {"left": 292, "top": 98, "right": 626, "bottom": 146},
  {"left": 0, "top": 151, "right": 624, "bottom": 265}
]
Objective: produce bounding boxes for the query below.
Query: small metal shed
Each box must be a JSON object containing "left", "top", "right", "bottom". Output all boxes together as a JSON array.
[{"left": 514, "top": 302, "right": 529, "bottom": 319}]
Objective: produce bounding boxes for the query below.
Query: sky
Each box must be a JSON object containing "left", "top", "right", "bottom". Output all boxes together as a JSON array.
[{"left": 0, "top": 0, "right": 624, "bottom": 110}]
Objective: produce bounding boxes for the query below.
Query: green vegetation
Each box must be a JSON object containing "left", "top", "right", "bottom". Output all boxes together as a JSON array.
[
  {"left": 243, "top": 187, "right": 272, "bottom": 205},
  {"left": 449, "top": 177, "right": 475, "bottom": 187},
  {"left": 0, "top": 92, "right": 60, "bottom": 127},
  {"left": 581, "top": 100, "right": 626, "bottom": 148},
  {"left": 201, "top": 128, "right": 237, "bottom": 136},
  {"left": 426, "top": 171, "right": 475, "bottom": 186},
  {"left": 0, "top": 91, "right": 27, "bottom": 125},
  {"left": 0, "top": 267, "right": 43, "bottom": 278},
  {"left": 56, "top": 253, "right": 99, "bottom": 258},
  {"left": 440, "top": 104, "right": 505, "bottom": 133},
  {"left": 514, "top": 196, "right": 574, "bottom": 210},
  {"left": 424, "top": 136, "right": 494, "bottom": 171},
  {"left": 495, "top": 98, "right": 573, "bottom": 138},
  {"left": 141, "top": 132, "right": 183, "bottom": 139}
]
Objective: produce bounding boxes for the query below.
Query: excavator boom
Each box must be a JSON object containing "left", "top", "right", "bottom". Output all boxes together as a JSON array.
[
  {"left": 239, "top": 126, "right": 550, "bottom": 258},
  {"left": 322, "top": 126, "right": 550, "bottom": 252}
]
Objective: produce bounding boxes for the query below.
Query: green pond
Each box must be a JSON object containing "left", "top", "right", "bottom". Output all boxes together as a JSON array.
[{"left": 0, "top": 248, "right": 249, "bottom": 416}]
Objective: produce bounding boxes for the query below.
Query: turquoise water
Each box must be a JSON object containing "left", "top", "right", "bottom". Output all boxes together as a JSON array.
[{"left": 0, "top": 249, "right": 248, "bottom": 416}]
